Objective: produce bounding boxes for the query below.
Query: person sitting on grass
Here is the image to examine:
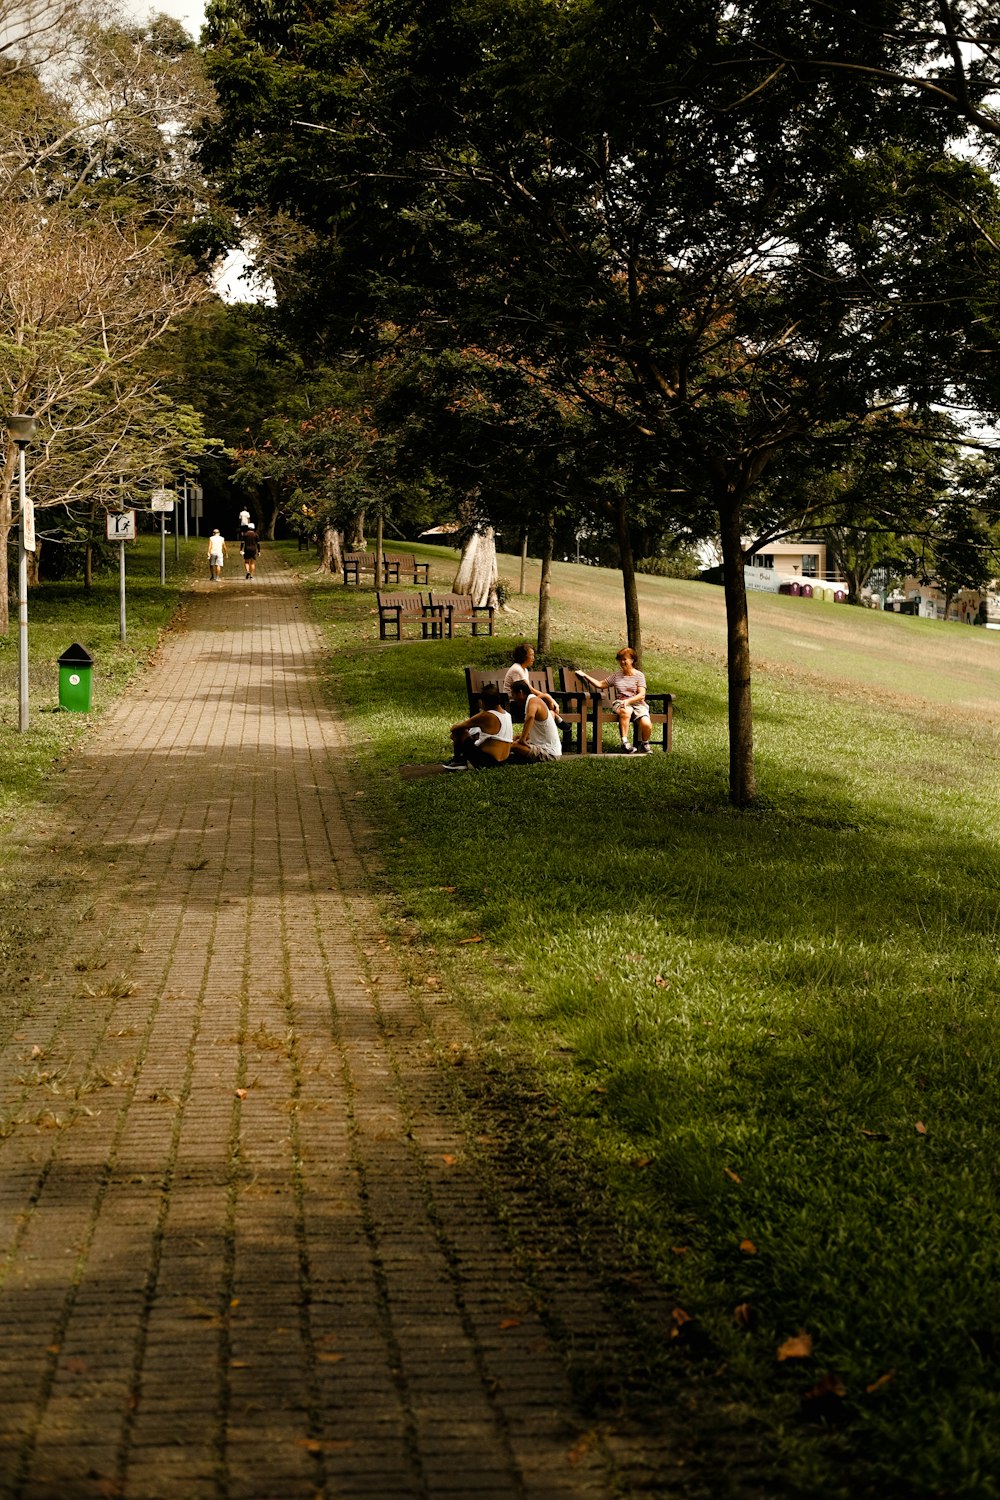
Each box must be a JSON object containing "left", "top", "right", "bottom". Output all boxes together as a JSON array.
[
  {"left": 502, "top": 641, "right": 562, "bottom": 723},
  {"left": 443, "top": 687, "right": 513, "bottom": 771},
  {"left": 575, "top": 646, "right": 652, "bottom": 754},
  {"left": 507, "top": 679, "right": 562, "bottom": 764}
]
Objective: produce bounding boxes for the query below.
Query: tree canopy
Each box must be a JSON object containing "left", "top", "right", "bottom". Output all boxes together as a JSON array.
[{"left": 201, "top": 0, "right": 1000, "bottom": 802}]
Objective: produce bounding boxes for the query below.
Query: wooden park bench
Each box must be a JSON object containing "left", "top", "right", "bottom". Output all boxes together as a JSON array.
[
  {"left": 344, "top": 551, "right": 432, "bottom": 586},
  {"left": 377, "top": 591, "right": 443, "bottom": 641},
  {"left": 385, "top": 552, "right": 430, "bottom": 585},
  {"left": 560, "top": 668, "right": 675, "bottom": 753},
  {"left": 464, "top": 667, "right": 591, "bottom": 755},
  {"left": 343, "top": 551, "right": 380, "bottom": 586},
  {"left": 425, "top": 592, "right": 495, "bottom": 637}
]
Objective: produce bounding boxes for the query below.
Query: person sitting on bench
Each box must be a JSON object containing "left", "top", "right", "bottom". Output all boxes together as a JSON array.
[
  {"left": 575, "top": 646, "right": 652, "bottom": 754},
  {"left": 502, "top": 642, "right": 561, "bottom": 723}
]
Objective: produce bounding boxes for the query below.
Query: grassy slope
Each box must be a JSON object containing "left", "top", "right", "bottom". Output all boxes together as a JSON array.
[{"left": 303, "top": 541, "right": 1000, "bottom": 1500}]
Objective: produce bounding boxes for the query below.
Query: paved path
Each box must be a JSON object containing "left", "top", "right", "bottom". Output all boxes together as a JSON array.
[{"left": 0, "top": 560, "right": 675, "bottom": 1500}]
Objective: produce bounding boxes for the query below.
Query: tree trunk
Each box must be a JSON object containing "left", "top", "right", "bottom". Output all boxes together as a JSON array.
[
  {"left": 345, "top": 511, "right": 366, "bottom": 551},
  {"left": 454, "top": 526, "right": 498, "bottom": 606},
  {"left": 26, "top": 539, "right": 41, "bottom": 588},
  {"left": 614, "top": 494, "right": 642, "bottom": 661},
  {"left": 260, "top": 479, "right": 281, "bottom": 540},
  {"left": 84, "top": 541, "right": 93, "bottom": 591},
  {"left": 519, "top": 529, "right": 528, "bottom": 595},
  {"left": 319, "top": 525, "right": 343, "bottom": 574},
  {"left": 376, "top": 513, "right": 384, "bottom": 588},
  {"left": 537, "top": 511, "right": 554, "bottom": 654},
  {"left": 0, "top": 451, "right": 14, "bottom": 634},
  {"left": 719, "top": 498, "right": 757, "bottom": 807}
]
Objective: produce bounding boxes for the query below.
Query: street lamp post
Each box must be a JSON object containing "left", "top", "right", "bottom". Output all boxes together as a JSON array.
[{"left": 8, "top": 414, "right": 37, "bottom": 733}]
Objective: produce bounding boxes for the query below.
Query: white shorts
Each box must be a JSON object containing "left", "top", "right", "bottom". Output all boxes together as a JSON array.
[{"left": 614, "top": 701, "right": 650, "bottom": 722}]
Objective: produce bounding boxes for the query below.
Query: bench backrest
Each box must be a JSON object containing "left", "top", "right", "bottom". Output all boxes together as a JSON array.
[
  {"left": 377, "top": 591, "right": 425, "bottom": 613},
  {"left": 560, "top": 667, "right": 605, "bottom": 702},
  {"left": 429, "top": 592, "right": 474, "bottom": 611},
  {"left": 465, "top": 666, "right": 556, "bottom": 713}
]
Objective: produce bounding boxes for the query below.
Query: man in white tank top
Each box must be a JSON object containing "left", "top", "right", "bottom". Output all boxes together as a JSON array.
[
  {"left": 507, "top": 680, "right": 562, "bottom": 762},
  {"left": 443, "top": 687, "right": 513, "bottom": 770}
]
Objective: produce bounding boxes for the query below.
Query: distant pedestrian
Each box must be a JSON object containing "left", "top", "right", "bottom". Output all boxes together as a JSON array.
[
  {"left": 207, "top": 529, "right": 227, "bottom": 582},
  {"left": 242, "top": 524, "right": 260, "bottom": 580},
  {"left": 238, "top": 506, "right": 251, "bottom": 534}
]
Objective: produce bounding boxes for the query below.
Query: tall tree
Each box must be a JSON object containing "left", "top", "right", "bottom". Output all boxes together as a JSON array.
[
  {"left": 0, "top": 8, "right": 215, "bottom": 620},
  {"left": 201, "top": 0, "right": 1000, "bottom": 803}
]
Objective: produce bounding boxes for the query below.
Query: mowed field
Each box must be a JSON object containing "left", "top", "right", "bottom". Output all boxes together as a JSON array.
[
  {"left": 309, "top": 542, "right": 1000, "bottom": 1499},
  {"left": 533, "top": 551, "right": 1000, "bottom": 727}
]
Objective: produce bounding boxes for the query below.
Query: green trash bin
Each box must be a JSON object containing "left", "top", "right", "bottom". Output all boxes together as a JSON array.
[{"left": 58, "top": 643, "right": 94, "bottom": 712}]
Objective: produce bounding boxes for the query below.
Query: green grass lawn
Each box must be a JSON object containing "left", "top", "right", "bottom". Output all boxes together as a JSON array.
[
  {"left": 0, "top": 536, "right": 199, "bottom": 820},
  {"left": 303, "top": 542, "right": 1000, "bottom": 1500}
]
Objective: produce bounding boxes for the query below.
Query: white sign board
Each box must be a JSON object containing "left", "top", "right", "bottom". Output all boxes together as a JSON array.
[
  {"left": 106, "top": 510, "right": 136, "bottom": 540},
  {"left": 744, "top": 565, "right": 781, "bottom": 594},
  {"left": 21, "top": 498, "right": 35, "bottom": 553},
  {"left": 151, "top": 490, "right": 175, "bottom": 512}
]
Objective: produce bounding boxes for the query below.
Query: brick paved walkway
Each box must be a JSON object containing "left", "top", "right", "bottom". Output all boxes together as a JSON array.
[{"left": 0, "top": 558, "right": 675, "bottom": 1500}]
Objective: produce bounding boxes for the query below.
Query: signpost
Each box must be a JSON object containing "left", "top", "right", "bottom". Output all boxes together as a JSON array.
[
  {"left": 151, "top": 490, "right": 175, "bottom": 585},
  {"left": 106, "top": 510, "right": 136, "bottom": 641}
]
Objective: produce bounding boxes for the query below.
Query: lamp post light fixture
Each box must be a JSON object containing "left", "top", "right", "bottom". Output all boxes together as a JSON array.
[{"left": 8, "top": 413, "right": 38, "bottom": 733}]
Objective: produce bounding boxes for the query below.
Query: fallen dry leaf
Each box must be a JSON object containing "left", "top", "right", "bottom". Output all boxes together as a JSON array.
[
  {"left": 441, "top": 1154, "right": 458, "bottom": 1166},
  {"left": 654, "top": 974, "right": 670, "bottom": 988},
  {"left": 860, "top": 1128, "right": 889, "bottom": 1140},
  {"left": 566, "top": 1431, "right": 597, "bottom": 1467},
  {"left": 739, "top": 1238, "right": 757, "bottom": 1255},
  {"left": 235, "top": 1088, "right": 247, "bottom": 1100},
  {"left": 777, "top": 1329, "right": 814, "bottom": 1361},
  {"left": 915, "top": 1120, "right": 927, "bottom": 1135},
  {"left": 804, "top": 1370, "right": 845, "bottom": 1400},
  {"left": 499, "top": 1317, "right": 522, "bottom": 1331},
  {"left": 670, "top": 1306, "right": 693, "bottom": 1337},
  {"left": 866, "top": 1370, "right": 895, "bottom": 1395},
  {"left": 801, "top": 1370, "right": 848, "bottom": 1421},
  {"left": 439, "top": 886, "right": 457, "bottom": 893},
  {"left": 631, "top": 1156, "right": 654, "bottom": 1169},
  {"left": 724, "top": 1167, "right": 742, "bottom": 1184},
  {"left": 671, "top": 1245, "right": 689, "bottom": 1256},
  {"left": 733, "top": 1302, "right": 754, "bottom": 1329},
  {"left": 458, "top": 934, "right": 484, "bottom": 944}
]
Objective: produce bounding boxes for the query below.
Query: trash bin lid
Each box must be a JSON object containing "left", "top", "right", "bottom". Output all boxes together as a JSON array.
[{"left": 58, "top": 642, "right": 94, "bottom": 666}]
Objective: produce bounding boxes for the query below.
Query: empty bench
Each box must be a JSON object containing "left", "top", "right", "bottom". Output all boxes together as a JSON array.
[
  {"left": 344, "top": 551, "right": 431, "bottom": 586},
  {"left": 425, "top": 592, "right": 494, "bottom": 637},
  {"left": 377, "top": 592, "right": 442, "bottom": 641},
  {"left": 385, "top": 553, "right": 430, "bottom": 585}
]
